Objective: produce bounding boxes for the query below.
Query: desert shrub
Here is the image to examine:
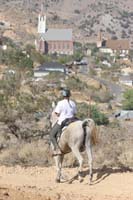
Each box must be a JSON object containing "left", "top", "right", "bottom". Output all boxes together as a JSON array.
[
  {"left": 118, "top": 149, "right": 133, "bottom": 168},
  {"left": 65, "top": 76, "right": 87, "bottom": 91},
  {"left": 121, "top": 30, "right": 127, "bottom": 38},
  {"left": 89, "top": 67, "right": 97, "bottom": 76},
  {"left": 46, "top": 72, "right": 65, "bottom": 86},
  {"left": 18, "top": 56, "right": 33, "bottom": 69},
  {"left": 0, "top": 94, "right": 5, "bottom": 107},
  {"left": 90, "top": 105, "right": 109, "bottom": 125},
  {"left": 17, "top": 141, "right": 51, "bottom": 166},
  {"left": 1, "top": 37, "right": 16, "bottom": 48},
  {"left": 111, "top": 35, "right": 118, "bottom": 40},
  {"left": 77, "top": 102, "right": 90, "bottom": 119},
  {"left": 92, "top": 90, "right": 113, "bottom": 103},
  {"left": 122, "top": 89, "right": 133, "bottom": 110},
  {"left": 2, "top": 48, "right": 33, "bottom": 69},
  {"left": 18, "top": 93, "right": 37, "bottom": 113},
  {"left": 57, "top": 55, "right": 73, "bottom": 64},
  {"left": 77, "top": 103, "right": 109, "bottom": 125},
  {"left": 74, "top": 41, "right": 82, "bottom": 49},
  {"left": 73, "top": 42, "right": 84, "bottom": 61},
  {"left": 0, "top": 74, "right": 20, "bottom": 102},
  {"left": 36, "top": 95, "right": 51, "bottom": 111},
  {"left": 31, "top": 49, "right": 52, "bottom": 64},
  {"left": 109, "top": 119, "right": 120, "bottom": 128},
  {"left": 74, "top": 9, "right": 80, "bottom": 14},
  {"left": 73, "top": 50, "right": 84, "bottom": 61}
]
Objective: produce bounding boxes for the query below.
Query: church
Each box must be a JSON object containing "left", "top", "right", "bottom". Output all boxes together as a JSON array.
[{"left": 35, "top": 12, "right": 74, "bottom": 55}]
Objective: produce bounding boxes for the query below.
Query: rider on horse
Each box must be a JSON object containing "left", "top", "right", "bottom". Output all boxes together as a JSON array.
[{"left": 50, "top": 89, "right": 77, "bottom": 156}]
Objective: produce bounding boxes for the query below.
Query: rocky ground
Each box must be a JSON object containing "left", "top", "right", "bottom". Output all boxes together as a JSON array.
[
  {"left": 0, "top": 166, "right": 132, "bottom": 200},
  {"left": 0, "top": 119, "right": 132, "bottom": 200}
]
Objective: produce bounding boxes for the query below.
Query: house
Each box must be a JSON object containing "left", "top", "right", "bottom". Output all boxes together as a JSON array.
[
  {"left": 97, "top": 32, "right": 130, "bottom": 57},
  {"left": 119, "top": 74, "right": 133, "bottom": 87},
  {"left": 115, "top": 110, "right": 133, "bottom": 120},
  {"left": 34, "top": 62, "right": 67, "bottom": 78},
  {"left": 35, "top": 11, "right": 73, "bottom": 55},
  {"left": 99, "top": 39, "right": 129, "bottom": 57}
]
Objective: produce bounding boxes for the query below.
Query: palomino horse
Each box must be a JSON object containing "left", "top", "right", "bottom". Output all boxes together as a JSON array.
[{"left": 50, "top": 111, "right": 97, "bottom": 184}]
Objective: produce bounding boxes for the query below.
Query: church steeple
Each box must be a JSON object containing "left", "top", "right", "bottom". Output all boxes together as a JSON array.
[{"left": 37, "top": 3, "right": 46, "bottom": 34}]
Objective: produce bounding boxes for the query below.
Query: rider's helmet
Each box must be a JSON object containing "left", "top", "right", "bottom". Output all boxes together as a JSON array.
[{"left": 62, "top": 89, "right": 71, "bottom": 97}]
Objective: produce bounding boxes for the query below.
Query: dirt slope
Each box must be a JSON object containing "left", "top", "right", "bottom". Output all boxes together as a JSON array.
[{"left": 0, "top": 166, "right": 132, "bottom": 200}]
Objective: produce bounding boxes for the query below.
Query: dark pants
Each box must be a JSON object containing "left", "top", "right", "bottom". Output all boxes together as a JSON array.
[{"left": 50, "top": 123, "right": 61, "bottom": 150}]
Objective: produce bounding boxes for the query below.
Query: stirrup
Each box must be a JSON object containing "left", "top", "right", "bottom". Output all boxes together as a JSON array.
[
  {"left": 52, "top": 152, "right": 62, "bottom": 157},
  {"left": 52, "top": 148, "right": 62, "bottom": 157}
]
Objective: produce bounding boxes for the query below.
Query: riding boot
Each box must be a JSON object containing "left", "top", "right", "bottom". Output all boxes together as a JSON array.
[
  {"left": 50, "top": 123, "right": 62, "bottom": 156},
  {"left": 52, "top": 143, "right": 62, "bottom": 156}
]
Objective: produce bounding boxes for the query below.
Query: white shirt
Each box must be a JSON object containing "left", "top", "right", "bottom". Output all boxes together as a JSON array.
[{"left": 54, "top": 99, "right": 77, "bottom": 125}]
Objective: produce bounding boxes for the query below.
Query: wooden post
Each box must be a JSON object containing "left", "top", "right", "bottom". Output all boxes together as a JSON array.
[{"left": 88, "top": 96, "right": 92, "bottom": 118}]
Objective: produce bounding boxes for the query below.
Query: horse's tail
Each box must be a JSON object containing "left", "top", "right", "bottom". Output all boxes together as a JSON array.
[{"left": 82, "top": 118, "right": 98, "bottom": 145}]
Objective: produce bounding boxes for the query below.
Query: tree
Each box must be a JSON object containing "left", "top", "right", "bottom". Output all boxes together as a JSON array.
[{"left": 122, "top": 89, "right": 133, "bottom": 110}]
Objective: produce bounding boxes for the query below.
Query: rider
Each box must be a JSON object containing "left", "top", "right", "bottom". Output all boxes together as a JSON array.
[{"left": 50, "top": 88, "right": 77, "bottom": 156}]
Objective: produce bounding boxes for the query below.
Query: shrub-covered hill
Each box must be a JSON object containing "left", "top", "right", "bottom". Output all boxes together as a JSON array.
[
  {"left": 0, "top": 66, "right": 132, "bottom": 169},
  {"left": 0, "top": 0, "right": 133, "bottom": 45}
]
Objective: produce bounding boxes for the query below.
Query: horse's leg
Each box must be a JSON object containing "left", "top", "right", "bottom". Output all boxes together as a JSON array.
[
  {"left": 71, "top": 146, "right": 83, "bottom": 182},
  {"left": 54, "top": 155, "right": 64, "bottom": 183},
  {"left": 85, "top": 140, "right": 93, "bottom": 184}
]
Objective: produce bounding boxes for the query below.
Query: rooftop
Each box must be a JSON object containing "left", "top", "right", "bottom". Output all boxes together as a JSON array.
[
  {"left": 106, "top": 39, "right": 130, "bottom": 50},
  {"left": 34, "top": 62, "right": 66, "bottom": 73},
  {"left": 39, "top": 28, "right": 73, "bottom": 41}
]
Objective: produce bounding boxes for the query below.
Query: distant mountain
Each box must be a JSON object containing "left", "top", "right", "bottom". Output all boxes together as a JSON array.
[{"left": 0, "top": 0, "right": 133, "bottom": 47}]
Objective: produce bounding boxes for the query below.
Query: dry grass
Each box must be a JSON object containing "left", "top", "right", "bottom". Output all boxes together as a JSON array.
[{"left": 0, "top": 121, "right": 132, "bottom": 170}]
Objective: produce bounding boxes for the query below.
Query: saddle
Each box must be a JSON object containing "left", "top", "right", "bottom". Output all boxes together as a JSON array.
[
  {"left": 61, "top": 117, "right": 79, "bottom": 129},
  {"left": 56, "top": 117, "right": 79, "bottom": 138}
]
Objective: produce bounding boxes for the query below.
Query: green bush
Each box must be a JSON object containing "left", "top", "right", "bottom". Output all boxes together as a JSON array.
[
  {"left": 1, "top": 48, "right": 33, "bottom": 69},
  {"left": 77, "top": 102, "right": 90, "bottom": 119},
  {"left": 73, "top": 50, "right": 84, "bottom": 61},
  {"left": 57, "top": 55, "right": 73, "bottom": 64},
  {"left": 77, "top": 103, "right": 109, "bottom": 125},
  {"left": 122, "top": 89, "right": 133, "bottom": 110},
  {"left": 90, "top": 105, "right": 109, "bottom": 125}
]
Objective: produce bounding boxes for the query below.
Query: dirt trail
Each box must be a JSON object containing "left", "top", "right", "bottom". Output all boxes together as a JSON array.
[{"left": 0, "top": 166, "right": 132, "bottom": 200}]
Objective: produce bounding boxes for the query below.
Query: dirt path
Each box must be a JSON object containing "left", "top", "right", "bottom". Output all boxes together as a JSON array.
[{"left": 0, "top": 166, "right": 132, "bottom": 200}]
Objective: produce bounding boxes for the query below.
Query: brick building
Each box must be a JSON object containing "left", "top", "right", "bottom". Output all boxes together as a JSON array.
[
  {"left": 97, "top": 32, "right": 130, "bottom": 57},
  {"left": 35, "top": 12, "right": 73, "bottom": 55}
]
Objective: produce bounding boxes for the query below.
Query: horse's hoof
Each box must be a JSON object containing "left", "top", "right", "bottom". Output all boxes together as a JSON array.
[
  {"left": 79, "top": 178, "right": 83, "bottom": 183},
  {"left": 89, "top": 181, "right": 92, "bottom": 185},
  {"left": 55, "top": 179, "right": 60, "bottom": 183},
  {"left": 68, "top": 180, "right": 72, "bottom": 184},
  {"left": 61, "top": 174, "right": 69, "bottom": 181}
]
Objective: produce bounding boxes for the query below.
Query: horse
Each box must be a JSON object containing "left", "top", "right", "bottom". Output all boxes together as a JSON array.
[{"left": 50, "top": 111, "right": 98, "bottom": 184}]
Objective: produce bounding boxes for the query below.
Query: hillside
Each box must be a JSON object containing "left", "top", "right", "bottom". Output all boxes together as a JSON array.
[{"left": 0, "top": 0, "right": 133, "bottom": 46}]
